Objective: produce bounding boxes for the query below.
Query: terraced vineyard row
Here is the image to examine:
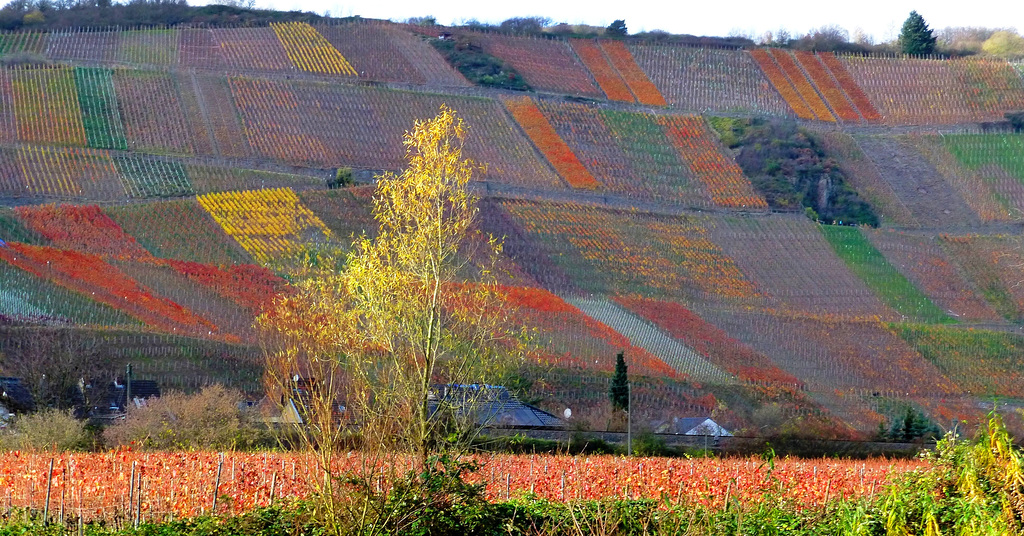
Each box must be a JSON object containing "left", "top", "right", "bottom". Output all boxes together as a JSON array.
[
  {"left": 0, "top": 143, "right": 318, "bottom": 201},
  {"left": 841, "top": 55, "right": 1024, "bottom": 125}
]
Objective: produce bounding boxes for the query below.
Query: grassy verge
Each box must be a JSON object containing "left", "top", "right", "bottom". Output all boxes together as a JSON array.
[{"left": 820, "top": 225, "right": 953, "bottom": 323}]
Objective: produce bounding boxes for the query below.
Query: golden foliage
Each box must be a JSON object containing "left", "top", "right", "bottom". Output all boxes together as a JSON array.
[{"left": 259, "top": 106, "right": 525, "bottom": 470}]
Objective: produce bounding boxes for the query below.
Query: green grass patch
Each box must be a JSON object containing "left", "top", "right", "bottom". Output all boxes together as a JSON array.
[
  {"left": 820, "top": 225, "right": 953, "bottom": 323},
  {"left": 0, "top": 209, "right": 42, "bottom": 245},
  {"left": 943, "top": 134, "right": 1024, "bottom": 182},
  {"left": 112, "top": 155, "right": 194, "bottom": 198},
  {"left": 0, "top": 261, "right": 141, "bottom": 327},
  {"left": 890, "top": 323, "right": 1024, "bottom": 396},
  {"left": 106, "top": 199, "right": 251, "bottom": 265},
  {"left": 601, "top": 109, "right": 690, "bottom": 189},
  {"left": 0, "top": 32, "right": 46, "bottom": 55},
  {"left": 74, "top": 67, "right": 129, "bottom": 151}
]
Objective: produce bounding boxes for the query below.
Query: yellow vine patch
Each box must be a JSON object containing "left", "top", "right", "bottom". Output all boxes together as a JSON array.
[
  {"left": 197, "top": 187, "right": 332, "bottom": 265},
  {"left": 271, "top": 22, "right": 357, "bottom": 76}
]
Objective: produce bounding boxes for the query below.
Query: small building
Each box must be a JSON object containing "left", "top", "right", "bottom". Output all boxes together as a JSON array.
[
  {"left": 659, "top": 416, "right": 732, "bottom": 437},
  {"left": 430, "top": 385, "right": 564, "bottom": 429},
  {"left": 0, "top": 377, "right": 34, "bottom": 425},
  {"left": 87, "top": 379, "right": 161, "bottom": 421}
]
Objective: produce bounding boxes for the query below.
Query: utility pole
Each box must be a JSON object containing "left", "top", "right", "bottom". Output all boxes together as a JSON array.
[{"left": 125, "top": 363, "right": 132, "bottom": 412}]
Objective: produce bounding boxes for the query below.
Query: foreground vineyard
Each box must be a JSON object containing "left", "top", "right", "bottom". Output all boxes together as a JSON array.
[{"left": 0, "top": 451, "right": 923, "bottom": 522}]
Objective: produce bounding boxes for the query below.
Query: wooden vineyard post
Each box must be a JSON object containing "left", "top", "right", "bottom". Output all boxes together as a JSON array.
[
  {"left": 269, "top": 472, "right": 277, "bottom": 504},
  {"left": 43, "top": 458, "right": 54, "bottom": 523},
  {"left": 212, "top": 454, "right": 224, "bottom": 514}
]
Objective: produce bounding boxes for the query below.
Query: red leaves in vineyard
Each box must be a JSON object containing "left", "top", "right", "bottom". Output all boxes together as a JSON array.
[
  {"left": 0, "top": 451, "right": 923, "bottom": 522},
  {"left": 0, "top": 242, "right": 217, "bottom": 336}
]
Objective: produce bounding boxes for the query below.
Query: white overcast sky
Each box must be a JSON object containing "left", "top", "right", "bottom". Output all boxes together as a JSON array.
[{"left": 240, "top": 0, "right": 1021, "bottom": 43}]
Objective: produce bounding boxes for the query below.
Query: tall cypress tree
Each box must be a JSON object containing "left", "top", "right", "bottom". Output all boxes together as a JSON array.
[
  {"left": 609, "top": 352, "right": 629, "bottom": 412},
  {"left": 898, "top": 11, "right": 937, "bottom": 56}
]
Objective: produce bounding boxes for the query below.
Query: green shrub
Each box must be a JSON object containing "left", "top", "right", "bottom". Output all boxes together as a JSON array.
[{"left": 0, "top": 408, "right": 91, "bottom": 451}]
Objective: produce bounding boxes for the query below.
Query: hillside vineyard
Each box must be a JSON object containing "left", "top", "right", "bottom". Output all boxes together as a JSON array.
[{"left": 2, "top": 19, "right": 1024, "bottom": 438}]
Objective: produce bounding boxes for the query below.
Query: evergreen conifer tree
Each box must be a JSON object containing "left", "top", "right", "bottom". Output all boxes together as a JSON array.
[
  {"left": 898, "top": 11, "right": 937, "bottom": 55},
  {"left": 609, "top": 352, "right": 629, "bottom": 412}
]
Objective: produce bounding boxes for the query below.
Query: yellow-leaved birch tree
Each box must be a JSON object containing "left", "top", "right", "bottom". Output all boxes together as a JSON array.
[{"left": 259, "top": 106, "right": 525, "bottom": 527}]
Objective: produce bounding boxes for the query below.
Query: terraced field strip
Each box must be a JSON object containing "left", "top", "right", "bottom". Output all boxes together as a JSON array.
[
  {"left": 0, "top": 208, "right": 41, "bottom": 245},
  {"left": 16, "top": 145, "right": 125, "bottom": 199},
  {"left": 214, "top": 27, "right": 293, "bottom": 71},
  {"left": 111, "top": 155, "right": 194, "bottom": 199},
  {"left": 0, "top": 258, "right": 140, "bottom": 327},
  {"left": 106, "top": 198, "right": 252, "bottom": 265},
  {"left": 939, "top": 234, "right": 1024, "bottom": 323},
  {"left": 475, "top": 33, "right": 601, "bottom": 97},
  {"left": 952, "top": 59, "right": 1024, "bottom": 117},
  {"left": 816, "top": 130, "right": 917, "bottom": 227},
  {"left": 599, "top": 109, "right": 696, "bottom": 202},
  {"left": 388, "top": 24, "right": 471, "bottom": 87},
  {"left": 0, "top": 242, "right": 217, "bottom": 336},
  {"left": 0, "top": 31, "right": 47, "bottom": 54},
  {"left": 629, "top": 44, "right": 793, "bottom": 117},
  {"left": 0, "top": 146, "right": 24, "bottom": 196},
  {"left": 598, "top": 40, "right": 665, "bottom": 106},
  {"left": 838, "top": 56, "right": 1022, "bottom": 125},
  {"left": 793, "top": 51, "right": 859, "bottom": 122},
  {"left": 178, "top": 28, "right": 224, "bottom": 69},
  {"left": 943, "top": 134, "right": 1024, "bottom": 183},
  {"left": 498, "top": 285, "right": 677, "bottom": 378},
  {"left": 768, "top": 49, "right": 834, "bottom": 122},
  {"left": 498, "top": 199, "right": 759, "bottom": 302},
  {"left": 614, "top": 296, "right": 803, "bottom": 387},
  {"left": 228, "top": 76, "right": 332, "bottom": 166},
  {"left": 818, "top": 53, "right": 881, "bottom": 121},
  {"left": 503, "top": 96, "right": 598, "bottom": 189},
  {"left": 197, "top": 187, "right": 332, "bottom": 266},
  {"left": 565, "top": 295, "right": 731, "bottom": 383},
  {"left": 113, "top": 69, "right": 194, "bottom": 154},
  {"left": 906, "top": 134, "right": 1016, "bottom": 223},
  {"left": 659, "top": 115, "right": 768, "bottom": 209},
  {"left": 10, "top": 66, "right": 87, "bottom": 146},
  {"left": 709, "top": 216, "right": 891, "bottom": 318},
  {"left": 748, "top": 49, "right": 815, "bottom": 120},
  {"left": 272, "top": 22, "right": 357, "bottom": 76},
  {"left": 14, "top": 203, "right": 153, "bottom": 259},
  {"left": 862, "top": 228, "right": 1000, "bottom": 322},
  {"left": 194, "top": 73, "right": 249, "bottom": 158},
  {"left": 46, "top": 29, "right": 117, "bottom": 63},
  {"left": 820, "top": 225, "right": 952, "bottom": 324},
  {"left": 113, "top": 259, "right": 252, "bottom": 342},
  {"left": 117, "top": 28, "right": 178, "bottom": 65},
  {"left": 73, "top": 66, "right": 128, "bottom": 150},
  {"left": 695, "top": 308, "right": 959, "bottom": 413},
  {"left": 856, "top": 135, "right": 981, "bottom": 228},
  {"left": 569, "top": 39, "right": 634, "bottom": 102},
  {"left": 892, "top": 324, "right": 1024, "bottom": 397},
  {"left": 317, "top": 22, "right": 424, "bottom": 83}
]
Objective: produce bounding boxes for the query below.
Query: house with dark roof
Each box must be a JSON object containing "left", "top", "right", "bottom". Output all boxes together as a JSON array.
[
  {"left": 87, "top": 379, "right": 161, "bottom": 421},
  {"left": 0, "top": 377, "right": 34, "bottom": 421},
  {"left": 430, "top": 385, "right": 564, "bottom": 430}
]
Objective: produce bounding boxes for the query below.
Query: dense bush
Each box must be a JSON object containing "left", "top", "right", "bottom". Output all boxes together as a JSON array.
[
  {"left": 103, "top": 385, "right": 269, "bottom": 451},
  {"left": 708, "top": 116, "right": 879, "bottom": 226},
  {"left": 0, "top": 408, "right": 92, "bottom": 451}
]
